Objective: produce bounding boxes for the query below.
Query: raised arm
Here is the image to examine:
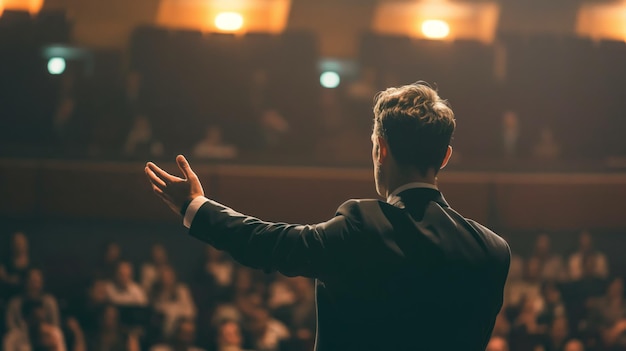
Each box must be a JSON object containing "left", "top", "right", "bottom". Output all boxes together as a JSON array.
[{"left": 145, "top": 156, "right": 363, "bottom": 280}]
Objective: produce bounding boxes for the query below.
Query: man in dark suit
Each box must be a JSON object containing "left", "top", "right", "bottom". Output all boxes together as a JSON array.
[{"left": 145, "top": 82, "right": 511, "bottom": 351}]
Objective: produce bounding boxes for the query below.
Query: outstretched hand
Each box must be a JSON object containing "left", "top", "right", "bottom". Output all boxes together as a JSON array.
[{"left": 145, "top": 155, "right": 204, "bottom": 215}]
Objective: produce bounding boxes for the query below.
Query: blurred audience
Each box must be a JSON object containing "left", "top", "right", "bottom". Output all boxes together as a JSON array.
[{"left": 0, "top": 228, "right": 623, "bottom": 351}]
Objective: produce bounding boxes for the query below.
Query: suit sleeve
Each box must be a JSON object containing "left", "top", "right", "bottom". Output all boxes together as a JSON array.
[{"left": 187, "top": 198, "right": 364, "bottom": 280}]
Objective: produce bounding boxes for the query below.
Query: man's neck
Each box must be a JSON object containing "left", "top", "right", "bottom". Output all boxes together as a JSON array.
[{"left": 385, "top": 176, "right": 437, "bottom": 199}]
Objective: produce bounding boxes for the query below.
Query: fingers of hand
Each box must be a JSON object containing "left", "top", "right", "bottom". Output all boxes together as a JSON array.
[
  {"left": 146, "top": 162, "right": 179, "bottom": 184},
  {"left": 176, "top": 155, "right": 197, "bottom": 180},
  {"left": 145, "top": 167, "right": 167, "bottom": 189}
]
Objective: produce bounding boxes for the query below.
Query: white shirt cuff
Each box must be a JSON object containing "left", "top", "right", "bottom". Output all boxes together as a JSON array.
[{"left": 183, "top": 196, "right": 210, "bottom": 228}]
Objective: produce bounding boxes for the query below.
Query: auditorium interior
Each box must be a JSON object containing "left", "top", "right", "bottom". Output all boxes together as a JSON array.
[{"left": 1, "top": 0, "right": 626, "bottom": 350}]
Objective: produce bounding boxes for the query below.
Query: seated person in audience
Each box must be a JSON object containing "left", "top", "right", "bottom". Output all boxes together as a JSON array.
[
  {"left": 245, "top": 308, "right": 289, "bottom": 351},
  {"left": 0, "top": 232, "right": 34, "bottom": 299},
  {"left": 150, "top": 318, "right": 206, "bottom": 351},
  {"left": 104, "top": 261, "right": 147, "bottom": 306},
  {"left": 3, "top": 299, "right": 67, "bottom": 351},
  {"left": 94, "top": 241, "right": 122, "bottom": 281},
  {"left": 530, "top": 233, "right": 568, "bottom": 281},
  {"left": 6, "top": 268, "right": 60, "bottom": 330},
  {"left": 124, "top": 115, "right": 164, "bottom": 158},
  {"left": 486, "top": 335, "right": 509, "bottom": 351},
  {"left": 505, "top": 257, "right": 544, "bottom": 312},
  {"left": 192, "top": 125, "right": 238, "bottom": 160},
  {"left": 85, "top": 304, "right": 141, "bottom": 351},
  {"left": 212, "top": 320, "right": 254, "bottom": 351},
  {"left": 569, "top": 230, "right": 609, "bottom": 281},
  {"left": 537, "top": 282, "right": 567, "bottom": 328},
  {"left": 509, "top": 297, "right": 548, "bottom": 351},
  {"left": 150, "top": 265, "right": 196, "bottom": 338},
  {"left": 589, "top": 277, "right": 626, "bottom": 349},
  {"left": 141, "top": 243, "right": 171, "bottom": 292}
]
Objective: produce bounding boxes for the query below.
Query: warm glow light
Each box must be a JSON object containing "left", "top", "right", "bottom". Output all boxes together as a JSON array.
[
  {"left": 214, "top": 11, "right": 244, "bottom": 32},
  {"left": 372, "top": 1, "right": 500, "bottom": 43},
  {"left": 577, "top": 2, "right": 626, "bottom": 42},
  {"left": 421, "top": 19, "right": 450, "bottom": 39},
  {"left": 47, "top": 57, "right": 66, "bottom": 75},
  {"left": 156, "top": 0, "right": 291, "bottom": 34},
  {"left": 320, "top": 71, "right": 341, "bottom": 89},
  {"left": 2, "top": 0, "right": 43, "bottom": 15}
]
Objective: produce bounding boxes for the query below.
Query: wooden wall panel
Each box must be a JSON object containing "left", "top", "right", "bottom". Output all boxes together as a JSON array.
[{"left": 2, "top": 160, "right": 626, "bottom": 231}]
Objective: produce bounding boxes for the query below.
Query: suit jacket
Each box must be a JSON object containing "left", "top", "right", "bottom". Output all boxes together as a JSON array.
[{"left": 188, "top": 187, "right": 511, "bottom": 351}]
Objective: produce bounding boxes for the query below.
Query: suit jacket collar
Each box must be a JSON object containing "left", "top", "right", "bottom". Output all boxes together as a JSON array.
[
  {"left": 387, "top": 186, "right": 449, "bottom": 209},
  {"left": 387, "top": 182, "right": 438, "bottom": 203}
]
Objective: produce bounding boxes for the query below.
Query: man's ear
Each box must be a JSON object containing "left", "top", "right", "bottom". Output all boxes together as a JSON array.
[
  {"left": 439, "top": 146, "right": 453, "bottom": 169},
  {"left": 377, "top": 136, "right": 389, "bottom": 164}
]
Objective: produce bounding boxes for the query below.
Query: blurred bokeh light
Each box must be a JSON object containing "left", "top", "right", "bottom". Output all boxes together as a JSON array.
[
  {"left": 320, "top": 71, "right": 341, "bottom": 89},
  {"left": 214, "top": 11, "right": 244, "bottom": 32},
  {"left": 47, "top": 57, "right": 66, "bottom": 75},
  {"left": 421, "top": 19, "right": 450, "bottom": 39}
]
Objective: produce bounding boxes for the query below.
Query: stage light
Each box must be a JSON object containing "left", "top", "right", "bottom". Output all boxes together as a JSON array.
[
  {"left": 320, "top": 71, "right": 340, "bottom": 89},
  {"left": 214, "top": 11, "right": 244, "bottom": 32},
  {"left": 421, "top": 19, "right": 450, "bottom": 39},
  {"left": 47, "top": 57, "right": 66, "bottom": 75}
]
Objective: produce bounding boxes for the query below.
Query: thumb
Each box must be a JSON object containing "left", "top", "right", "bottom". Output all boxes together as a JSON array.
[{"left": 176, "top": 155, "right": 196, "bottom": 180}]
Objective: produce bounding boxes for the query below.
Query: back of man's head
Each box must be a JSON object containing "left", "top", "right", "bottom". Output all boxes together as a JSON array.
[{"left": 373, "top": 82, "right": 455, "bottom": 175}]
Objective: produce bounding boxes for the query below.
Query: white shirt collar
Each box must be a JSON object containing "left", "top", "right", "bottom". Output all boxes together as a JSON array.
[{"left": 386, "top": 182, "right": 438, "bottom": 204}]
